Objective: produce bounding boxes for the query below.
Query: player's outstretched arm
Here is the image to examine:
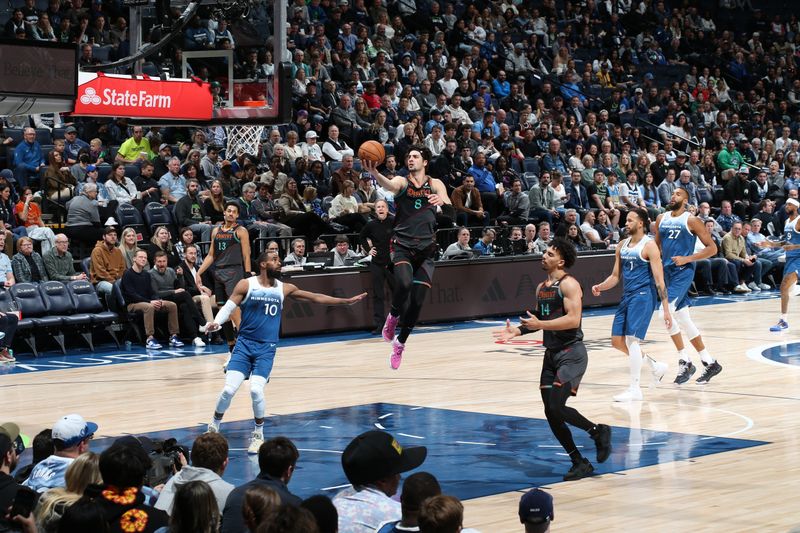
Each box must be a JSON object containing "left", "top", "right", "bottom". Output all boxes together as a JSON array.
[
  {"left": 195, "top": 227, "right": 218, "bottom": 279},
  {"left": 284, "top": 283, "right": 368, "bottom": 305},
  {"left": 592, "top": 243, "right": 622, "bottom": 296},
  {"left": 363, "top": 160, "right": 406, "bottom": 194},
  {"left": 204, "top": 278, "right": 249, "bottom": 332},
  {"left": 643, "top": 240, "right": 672, "bottom": 329}
]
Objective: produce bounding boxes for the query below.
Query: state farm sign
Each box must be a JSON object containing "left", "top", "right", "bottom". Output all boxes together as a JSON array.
[{"left": 73, "top": 72, "right": 212, "bottom": 120}]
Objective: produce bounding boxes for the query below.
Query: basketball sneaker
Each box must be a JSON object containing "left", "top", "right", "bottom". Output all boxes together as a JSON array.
[
  {"left": 0, "top": 348, "right": 14, "bottom": 363},
  {"left": 207, "top": 418, "right": 220, "bottom": 433},
  {"left": 591, "top": 424, "right": 612, "bottom": 463},
  {"left": 390, "top": 337, "right": 405, "bottom": 370},
  {"left": 563, "top": 458, "right": 594, "bottom": 481},
  {"left": 145, "top": 337, "right": 162, "bottom": 350},
  {"left": 673, "top": 359, "right": 697, "bottom": 384},
  {"left": 248, "top": 431, "right": 264, "bottom": 455},
  {"left": 193, "top": 337, "right": 206, "bottom": 347},
  {"left": 169, "top": 335, "right": 185, "bottom": 348},
  {"left": 382, "top": 314, "right": 399, "bottom": 343},
  {"left": 696, "top": 361, "right": 722, "bottom": 384},
  {"left": 650, "top": 361, "right": 669, "bottom": 384},
  {"left": 770, "top": 319, "right": 789, "bottom": 332},
  {"left": 613, "top": 387, "right": 643, "bottom": 402}
]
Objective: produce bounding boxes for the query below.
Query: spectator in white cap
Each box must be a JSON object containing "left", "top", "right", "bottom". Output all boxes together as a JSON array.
[
  {"left": 302, "top": 130, "right": 324, "bottom": 162},
  {"left": 23, "top": 414, "right": 97, "bottom": 493}
]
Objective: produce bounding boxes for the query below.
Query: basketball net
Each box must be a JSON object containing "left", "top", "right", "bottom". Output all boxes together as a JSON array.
[{"left": 225, "top": 125, "right": 265, "bottom": 159}]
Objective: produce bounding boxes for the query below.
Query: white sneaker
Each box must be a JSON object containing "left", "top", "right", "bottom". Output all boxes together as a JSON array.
[
  {"left": 733, "top": 283, "right": 751, "bottom": 293},
  {"left": 747, "top": 282, "right": 760, "bottom": 292},
  {"left": 758, "top": 283, "right": 771, "bottom": 290},
  {"left": 613, "top": 387, "right": 643, "bottom": 402},
  {"left": 207, "top": 419, "right": 220, "bottom": 433},
  {"left": 248, "top": 431, "right": 264, "bottom": 454},
  {"left": 193, "top": 337, "right": 206, "bottom": 347},
  {"left": 651, "top": 361, "right": 668, "bottom": 384}
]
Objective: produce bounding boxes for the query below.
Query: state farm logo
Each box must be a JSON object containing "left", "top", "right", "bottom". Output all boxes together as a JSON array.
[
  {"left": 80, "top": 87, "right": 101, "bottom": 105},
  {"left": 78, "top": 85, "right": 172, "bottom": 109}
]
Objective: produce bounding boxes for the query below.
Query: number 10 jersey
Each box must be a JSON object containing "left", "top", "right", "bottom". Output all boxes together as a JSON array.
[{"left": 239, "top": 277, "right": 283, "bottom": 343}]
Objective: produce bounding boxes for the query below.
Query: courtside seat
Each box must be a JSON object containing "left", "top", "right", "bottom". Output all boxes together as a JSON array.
[
  {"left": 9, "top": 283, "right": 46, "bottom": 357},
  {"left": 143, "top": 203, "right": 176, "bottom": 236},
  {"left": 116, "top": 202, "right": 146, "bottom": 238},
  {"left": 68, "top": 280, "right": 120, "bottom": 350},
  {"left": 39, "top": 281, "right": 95, "bottom": 354}
]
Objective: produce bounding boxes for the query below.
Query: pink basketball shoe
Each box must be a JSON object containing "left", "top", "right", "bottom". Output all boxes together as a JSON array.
[
  {"left": 390, "top": 338, "right": 405, "bottom": 370},
  {"left": 382, "top": 314, "right": 399, "bottom": 343}
]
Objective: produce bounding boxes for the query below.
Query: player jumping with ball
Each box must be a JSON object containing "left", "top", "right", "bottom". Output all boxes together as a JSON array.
[{"left": 363, "top": 145, "right": 454, "bottom": 369}]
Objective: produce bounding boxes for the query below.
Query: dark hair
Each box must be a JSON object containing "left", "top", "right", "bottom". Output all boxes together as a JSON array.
[
  {"left": 256, "top": 504, "right": 319, "bottom": 533},
  {"left": 170, "top": 480, "right": 220, "bottom": 533},
  {"left": 112, "top": 162, "right": 125, "bottom": 174},
  {"left": 548, "top": 237, "right": 577, "bottom": 268},
  {"left": 406, "top": 144, "right": 432, "bottom": 163},
  {"left": 630, "top": 207, "right": 650, "bottom": 229},
  {"left": 300, "top": 495, "right": 338, "bottom": 533},
  {"left": 257, "top": 437, "right": 299, "bottom": 477},
  {"left": 401, "top": 472, "right": 442, "bottom": 514},
  {"left": 243, "top": 485, "right": 280, "bottom": 531},
  {"left": 224, "top": 200, "right": 240, "bottom": 213},
  {"left": 191, "top": 432, "right": 228, "bottom": 473},
  {"left": 57, "top": 496, "right": 110, "bottom": 533},
  {"left": 0, "top": 433, "right": 12, "bottom": 458},
  {"left": 99, "top": 442, "right": 151, "bottom": 488},
  {"left": 153, "top": 250, "right": 168, "bottom": 261},
  {"left": 31, "top": 428, "right": 54, "bottom": 464},
  {"left": 334, "top": 234, "right": 349, "bottom": 243},
  {"left": 418, "top": 495, "right": 464, "bottom": 533}
]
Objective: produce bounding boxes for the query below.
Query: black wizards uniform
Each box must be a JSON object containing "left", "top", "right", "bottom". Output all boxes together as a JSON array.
[
  {"left": 537, "top": 275, "right": 589, "bottom": 395},
  {"left": 391, "top": 176, "right": 438, "bottom": 286}
]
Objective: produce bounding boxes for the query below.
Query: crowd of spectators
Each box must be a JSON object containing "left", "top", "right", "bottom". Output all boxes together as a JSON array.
[
  {"left": 1, "top": 0, "right": 800, "bottom": 306},
  {"left": 2, "top": 417, "right": 559, "bottom": 532}
]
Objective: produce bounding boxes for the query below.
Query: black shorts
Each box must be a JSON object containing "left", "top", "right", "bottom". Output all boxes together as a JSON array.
[
  {"left": 212, "top": 266, "right": 244, "bottom": 303},
  {"left": 540, "top": 342, "right": 588, "bottom": 396},
  {"left": 391, "top": 242, "right": 437, "bottom": 287}
]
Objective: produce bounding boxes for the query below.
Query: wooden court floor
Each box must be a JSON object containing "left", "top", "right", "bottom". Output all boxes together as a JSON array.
[{"left": 3, "top": 296, "right": 800, "bottom": 532}]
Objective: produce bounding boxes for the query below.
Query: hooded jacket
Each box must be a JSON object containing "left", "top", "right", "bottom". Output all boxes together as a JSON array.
[{"left": 154, "top": 465, "right": 233, "bottom": 515}]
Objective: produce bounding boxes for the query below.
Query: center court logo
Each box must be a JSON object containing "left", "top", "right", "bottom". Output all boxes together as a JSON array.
[{"left": 747, "top": 340, "right": 800, "bottom": 368}]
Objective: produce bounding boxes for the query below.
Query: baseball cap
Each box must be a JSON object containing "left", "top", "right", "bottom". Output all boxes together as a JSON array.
[
  {"left": 0, "top": 423, "right": 29, "bottom": 455},
  {"left": 644, "top": 72, "right": 654, "bottom": 80},
  {"left": 159, "top": 143, "right": 170, "bottom": 151},
  {"left": 729, "top": 123, "right": 740, "bottom": 129},
  {"left": 519, "top": 488, "right": 554, "bottom": 525},
  {"left": 52, "top": 414, "right": 98, "bottom": 448},
  {"left": 634, "top": 87, "right": 643, "bottom": 94},
  {"left": 623, "top": 123, "right": 632, "bottom": 129},
  {"left": 430, "top": 109, "right": 442, "bottom": 116},
  {"left": 739, "top": 165, "right": 750, "bottom": 173},
  {"left": 86, "top": 164, "right": 97, "bottom": 172},
  {"left": 297, "top": 110, "right": 308, "bottom": 117},
  {"left": 341, "top": 430, "right": 427, "bottom": 486},
  {"left": 305, "top": 130, "right": 317, "bottom": 139},
  {"left": 514, "top": 43, "right": 524, "bottom": 50},
  {"left": 65, "top": 126, "right": 78, "bottom": 134}
]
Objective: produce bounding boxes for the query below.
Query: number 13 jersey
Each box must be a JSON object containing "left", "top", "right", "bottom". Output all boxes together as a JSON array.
[
  {"left": 239, "top": 277, "right": 283, "bottom": 342},
  {"left": 659, "top": 210, "right": 696, "bottom": 270}
]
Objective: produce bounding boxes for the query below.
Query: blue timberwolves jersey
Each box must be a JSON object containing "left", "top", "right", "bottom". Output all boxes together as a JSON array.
[
  {"left": 620, "top": 236, "right": 653, "bottom": 294},
  {"left": 659, "top": 211, "right": 696, "bottom": 268},
  {"left": 785, "top": 216, "right": 800, "bottom": 261},
  {"left": 239, "top": 277, "right": 283, "bottom": 342}
]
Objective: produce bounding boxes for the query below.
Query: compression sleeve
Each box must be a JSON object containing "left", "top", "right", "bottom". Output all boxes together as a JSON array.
[{"left": 213, "top": 300, "right": 238, "bottom": 326}]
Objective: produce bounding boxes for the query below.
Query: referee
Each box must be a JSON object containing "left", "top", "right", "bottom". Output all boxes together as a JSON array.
[{"left": 360, "top": 199, "right": 395, "bottom": 335}]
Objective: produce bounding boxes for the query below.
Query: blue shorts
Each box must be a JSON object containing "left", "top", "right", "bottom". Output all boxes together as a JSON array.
[
  {"left": 785, "top": 256, "right": 800, "bottom": 277},
  {"left": 226, "top": 337, "right": 277, "bottom": 379},
  {"left": 612, "top": 288, "right": 657, "bottom": 339},
  {"left": 664, "top": 264, "right": 695, "bottom": 311}
]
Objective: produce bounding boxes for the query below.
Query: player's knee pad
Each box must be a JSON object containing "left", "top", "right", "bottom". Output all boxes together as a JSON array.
[{"left": 674, "top": 307, "right": 700, "bottom": 340}]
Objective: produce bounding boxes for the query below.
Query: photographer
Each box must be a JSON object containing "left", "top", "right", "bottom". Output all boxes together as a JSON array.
[{"left": 155, "top": 432, "right": 233, "bottom": 515}]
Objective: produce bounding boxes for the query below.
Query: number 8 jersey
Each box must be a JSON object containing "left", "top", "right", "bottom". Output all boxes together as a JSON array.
[
  {"left": 659, "top": 210, "right": 697, "bottom": 270},
  {"left": 238, "top": 277, "right": 284, "bottom": 343}
]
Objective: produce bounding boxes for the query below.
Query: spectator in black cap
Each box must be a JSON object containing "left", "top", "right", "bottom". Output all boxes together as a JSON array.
[
  {"left": 333, "top": 430, "right": 426, "bottom": 533},
  {"left": 220, "top": 436, "right": 301, "bottom": 533},
  {"left": 0, "top": 423, "right": 26, "bottom": 529},
  {"left": 519, "top": 488, "right": 553, "bottom": 533}
]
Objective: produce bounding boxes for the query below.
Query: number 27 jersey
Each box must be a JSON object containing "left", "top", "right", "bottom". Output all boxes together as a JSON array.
[
  {"left": 239, "top": 277, "right": 283, "bottom": 343},
  {"left": 659, "top": 210, "right": 696, "bottom": 269}
]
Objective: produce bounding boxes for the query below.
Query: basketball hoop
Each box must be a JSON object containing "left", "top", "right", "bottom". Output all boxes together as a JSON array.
[{"left": 225, "top": 124, "right": 264, "bottom": 159}]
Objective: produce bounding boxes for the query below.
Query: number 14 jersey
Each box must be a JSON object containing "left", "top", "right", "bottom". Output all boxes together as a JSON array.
[{"left": 239, "top": 277, "right": 283, "bottom": 343}]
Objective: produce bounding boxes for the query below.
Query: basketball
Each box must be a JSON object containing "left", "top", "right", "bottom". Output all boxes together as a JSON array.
[{"left": 358, "top": 141, "right": 386, "bottom": 165}]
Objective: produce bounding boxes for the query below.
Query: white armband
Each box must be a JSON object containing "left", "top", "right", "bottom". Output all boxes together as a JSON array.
[{"left": 213, "top": 300, "right": 238, "bottom": 326}]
